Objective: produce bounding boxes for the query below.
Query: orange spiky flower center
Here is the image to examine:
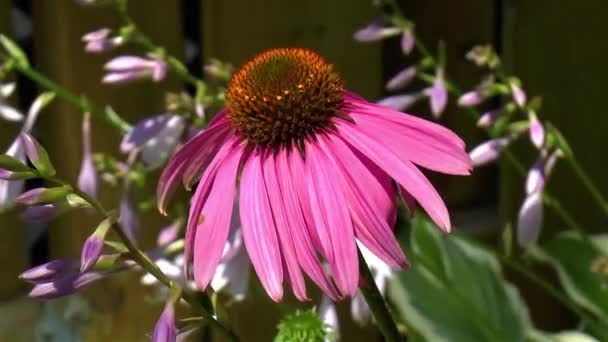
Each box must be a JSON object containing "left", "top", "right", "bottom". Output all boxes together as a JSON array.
[{"left": 225, "top": 48, "right": 344, "bottom": 147}]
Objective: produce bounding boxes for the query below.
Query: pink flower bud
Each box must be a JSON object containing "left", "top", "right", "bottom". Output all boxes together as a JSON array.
[
  {"left": 385, "top": 66, "right": 417, "bottom": 91},
  {"left": 529, "top": 116, "right": 545, "bottom": 149},
  {"left": 425, "top": 69, "right": 448, "bottom": 117},
  {"left": 19, "top": 259, "right": 76, "bottom": 284},
  {"left": 102, "top": 56, "right": 167, "bottom": 84},
  {"left": 400, "top": 29, "right": 415, "bottom": 55},
  {"left": 152, "top": 300, "right": 177, "bottom": 342},
  {"left": 353, "top": 19, "right": 400, "bottom": 42},
  {"left": 29, "top": 271, "right": 105, "bottom": 300},
  {"left": 82, "top": 28, "right": 122, "bottom": 53},
  {"left": 377, "top": 93, "right": 420, "bottom": 111},
  {"left": 511, "top": 83, "right": 527, "bottom": 107},
  {"left": 476, "top": 109, "right": 503, "bottom": 128},
  {"left": 457, "top": 90, "right": 484, "bottom": 107},
  {"left": 78, "top": 114, "right": 98, "bottom": 198}
]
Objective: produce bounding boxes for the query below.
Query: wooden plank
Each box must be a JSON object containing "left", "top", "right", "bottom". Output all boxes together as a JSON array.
[
  {"left": 31, "top": 0, "right": 184, "bottom": 340},
  {"left": 0, "top": 0, "right": 31, "bottom": 301},
  {"left": 202, "top": 1, "right": 382, "bottom": 340}
]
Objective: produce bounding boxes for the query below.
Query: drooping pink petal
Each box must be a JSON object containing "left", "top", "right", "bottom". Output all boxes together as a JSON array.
[
  {"left": 276, "top": 148, "right": 339, "bottom": 300},
  {"left": 348, "top": 111, "right": 471, "bottom": 175},
  {"left": 192, "top": 143, "right": 243, "bottom": 290},
  {"left": 184, "top": 135, "right": 241, "bottom": 276},
  {"left": 156, "top": 116, "right": 231, "bottom": 214},
  {"left": 344, "top": 91, "right": 466, "bottom": 150},
  {"left": 305, "top": 139, "right": 358, "bottom": 297},
  {"left": 322, "top": 134, "right": 407, "bottom": 268},
  {"left": 240, "top": 150, "right": 284, "bottom": 301},
  {"left": 262, "top": 152, "right": 308, "bottom": 301},
  {"left": 337, "top": 121, "right": 451, "bottom": 232}
]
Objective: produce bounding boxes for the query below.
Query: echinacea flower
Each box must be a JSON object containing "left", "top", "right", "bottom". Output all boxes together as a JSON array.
[{"left": 157, "top": 48, "right": 472, "bottom": 301}]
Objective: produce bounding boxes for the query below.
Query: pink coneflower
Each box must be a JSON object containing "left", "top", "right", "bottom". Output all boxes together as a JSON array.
[{"left": 157, "top": 48, "right": 471, "bottom": 301}]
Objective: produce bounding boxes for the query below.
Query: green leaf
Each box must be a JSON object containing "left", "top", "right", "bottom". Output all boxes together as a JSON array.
[
  {"left": 546, "top": 123, "right": 573, "bottom": 159},
  {"left": 0, "top": 154, "right": 30, "bottom": 172},
  {"left": 389, "top": 215, "right": 532, "bottom": 342},
  {"left": 530, "top": 232, "right": 608, "bottom": 323},
  {"left": 0, "top": 34, "right": 29, "bottom": 67}
]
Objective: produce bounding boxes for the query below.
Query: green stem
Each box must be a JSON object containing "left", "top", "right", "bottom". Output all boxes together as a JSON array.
[
  {"left": 13, "top": 63, "right": 131, "bottom": 133},
  {"left": 47, "top": 177, "right": 238, "bottom": 341},
  {"left": 358, "top": 248, "right": 402, "bottom": 342},
  {"left": 567, "top": 156, "right": 608, "bottom": 217}
]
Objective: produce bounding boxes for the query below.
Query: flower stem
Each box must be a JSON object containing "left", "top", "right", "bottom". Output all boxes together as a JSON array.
[
  {"left": 12, "top": 63, "right": 131, "bottom": 133},
  {"left": 47, "top": 177, "right": 238, "bottom": 341},
  {"left": 566, "top": 156, "right": 608, "bottom": 218},
  {"left": 358, "top": 248, "right": 402, "bottom": 342}
]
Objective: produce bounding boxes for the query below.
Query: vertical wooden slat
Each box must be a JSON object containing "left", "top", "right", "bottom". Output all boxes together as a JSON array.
[
  {"left": 0, "top": 0, "right": 30, "bottom": 301},
  {"left": 31, "top": 0, "right": 184, "bottom": 340},
  {"left": 202, "top": 1, "right": 382, "bottom": 340},
  {"left": 501, "top": 0, "right": 608, "bottom": 329}
]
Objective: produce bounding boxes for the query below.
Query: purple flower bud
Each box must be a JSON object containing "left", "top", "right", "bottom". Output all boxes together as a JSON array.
[
  {"left": 353, "top": 19, "right": 400, "bottom": 42},
  {"left": 29, "top": 271, "right": 105, "bottom": 300},
  {"left": 19, "top": 259, "right": 76, "bottom": 284},
  {"left": 80, "top": 217, "right": 113, "bottom": 272},
  {"left": 385, "top": 66, "right": 417, "bottom": 91},
  {"left": 20, "top": 133, "right": 55, "bottom": 176},
  {"left": 425, "top": 69, "right": 448, "bottom": 117},
  {"left": 525, "top": 151, "right": 559, "bottom": 195},
  {"left": 15, "top": 188, "right": 46, "bottom": 205},
  {"left": 377, "top": 93, "right": 420, "bottom": 111},
  {"left": 319, "top": 295, "right": 339, "bottom": 340},
  {"left": 152, "top": 301, "right": 177, "bottom": 342},
  {"left": 477, "top": 109, "right": 503, "bottom": 128},
  {"left": 103, "top": 56, "right": 167, "bottom": 84},
  {"left": 82, "top": 28, "right": 122, "bottom": 53},
  {"left": 457, "top": 90, "right": 484, "bottom": 107},
  {"left": 78, "top": 114, "right": 98, "bottom": 198},
  {"left": 529, "top": 115, "right": 545, "bottom": 149},
  {"left": 157, "top": 222, "right": 180, "bottom": 246},
  {"left": 468, "top": 137, "right": 511, "bottom": 167},
  {"left": 511, "top": 83, "right": 527, "bottom": 107},
  {"left": 517, "top": 192, "right": 543, "bottom": 247},
  {"left": 22, "top": 203, "right": 61, "bottom": 223},
  {"left": 400, "top": 29, "right": 415, "bottom": 55},
  {"left": 119, "top": 190, "right": 139, "bottom": 243},
  {"left": 120, "top": 114, "right": 173, "bottom": 153}
]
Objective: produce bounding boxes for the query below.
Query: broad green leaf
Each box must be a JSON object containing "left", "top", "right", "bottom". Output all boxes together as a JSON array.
[
  {"left": 530, "top": 232, "right": 608, "bottom": 323},
  {"left": 389, "top": 215, "right": 531, "bottom": 342}
]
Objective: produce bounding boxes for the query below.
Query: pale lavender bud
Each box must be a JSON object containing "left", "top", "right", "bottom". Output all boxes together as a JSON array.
[
  {"left": 78, "top": 114, "right": 98, "bottom": 198},
  {"left": 0, "top": 140, "right": 26, "bottom": 210},
  {"left": 511, "top": 83, "right": 527, "bottom": 107},
  {"left": 119, "top": 190, "right": 139, "bottom": 243},
  {"left": 517, "top": 192, "right": 544, "bottom": 247},
  {"left": 385, "top": 66, "right": 417, "bottom": 91},
  {"left": 400, "top": 29, "right": 415, "bottom": 55},
  {"left": 80, "top": 217, "right": 112, "bottom": 272},
  {"left": 20, "top": 133, "right": 40, "bottom": 162},
  {"left": 425, "top": 69, "right": 448, "bottom": 117},
  {"left": 20, "top": 133, "right": 55, "bottom": 176},
  {"left": 157, "top": 222, "right": 180, "bottom": 246},
  {"left": 19, "top": 259, "right": 76, "bottom": 284},
  {"left": 319, "top": 295, "right": 339, "bottom": 341},
  {"left": 0, "top": 103, "right": 23, "bottom": 122},
  {"left": 477, "top": 109, "right": 503, "bottom": 128},
  {"left": 457, "top": 90, "right": 484, "bottom": 107},
  {"left": 140, "top": 115, "right": 185, "bottom": 167},
  {"left": 82, "top": 28, "right": 122, "bottom": 53},
  {"left": 529, "top": 116, "right": 545, "bottom": 149},
  {"left": 29, "top": 271, "right": 105, "bottom": 299},
  {"left": 468, "top": 137, "right": 511, "bottom": 167},
  {"left": 525, "top": 151, "right": 559, "bottom": 195},
  {"left": 353, "top": 19, "right": 400, "bottom": 42},
  {"left": 103, "top": 56, "right": 167, "bottom": 84},
  {"left": 377, "top": 93, "right": 420, "bottom": 111},
  {"left": 152, "top": 301, "right": 177, "bottom": 342}
]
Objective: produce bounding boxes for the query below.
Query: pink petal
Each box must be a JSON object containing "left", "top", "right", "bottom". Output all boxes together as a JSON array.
[
  {"left": 348, "top": 112, "right": 472, "bottom": 175},
  {"left": 305, "top": 139, "right": 358, "bottom": 297},
  {"left": 262, "top": 152, "right": 308, "bottom": 300},
  {"left": 192, "top": 144, "right": 243, "bottom": 289},
  {"left": 276, "top": 148, "right": 339, "bottom": 300},
  {"left": 337, "top": 121, "right": 452, "bottom": 232},
  {"left": 184, "top": 135, "right": 241, "bottom": 276},
  {"left": 240, "top": 151, "right": 284, "bottom": 301},
  {"left": 156, "top": 117, "right": 231, "bottom": 214},
  {"left": 322, "top": 134, "right": 407, "bottom": 268},
  {"left": 344, "top": 91, "right": 466, "bottom": 149}
]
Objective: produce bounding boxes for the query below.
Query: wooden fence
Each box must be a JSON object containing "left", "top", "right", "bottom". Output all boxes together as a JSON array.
[{"left": 0, "top": 0, "right": 605, "bottom": 340}]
